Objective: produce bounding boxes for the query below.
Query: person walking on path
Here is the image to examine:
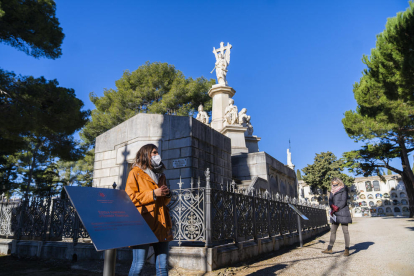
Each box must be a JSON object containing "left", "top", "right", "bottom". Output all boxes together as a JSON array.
[
  {"left": 125, "top": 144, "right": 173, "bottom": 276},
  {"left": 322, "top": 177, "right": 352, "bottom": 256}
]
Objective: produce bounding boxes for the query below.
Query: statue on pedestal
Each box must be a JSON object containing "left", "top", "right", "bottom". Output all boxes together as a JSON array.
[
  {"left": 287, "top": 148, "right": 295, "bottom": 170},
  {"left": 211, "top": 42, "right": 232, "bottom": 86},
  {"left": 223, "top": 99, "right": 239, "bottom": 126},
  {"left": 196, "top": 104, "right": 209, "bottom": 125},
  {"left": 239, "top": 108, "right": 254, "bottom": 136}
]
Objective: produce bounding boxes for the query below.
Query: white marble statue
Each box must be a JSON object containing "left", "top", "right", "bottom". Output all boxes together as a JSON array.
[
  {"left": 211, "top": 42, "right": 232, "bottom": 86},
  {"left": 287, "top": 149, "right": 292, "bottom": 165},
  {"left": 239, "top": 108, "right": 253, "bottom": 136},
  {"left": 223, "top": 99, "right": 239, "bottom": 126},
  {"left": 196, "top": 104, "right": 209, "bottom": 125},
  {"left": 287, "top": 148, "right": 294, "bottom": 169}
]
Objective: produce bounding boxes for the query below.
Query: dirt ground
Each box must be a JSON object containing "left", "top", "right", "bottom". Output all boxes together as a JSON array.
[
  {"left": 0, "top": 254, "right": 99, "bottom": 276},
  {"left": 1, "top": 217, "right": 413, "bottom": 276}
]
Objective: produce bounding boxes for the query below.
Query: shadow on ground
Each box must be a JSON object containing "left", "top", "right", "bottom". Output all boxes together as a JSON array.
[
  {"left": 0, "top": 254, "right": 101, "bottom": 276},
  {"left": 246, "top": 264, "right": 288, "bottom": 275},
  {"left": 243, "top": 253, "right": 338, "bottom": 276},
  {"left": 331, "top": 242, "right": 374, "bottom": 256},
  {"left": 318, "top": 242, "right": 374, "bottom": 276}
]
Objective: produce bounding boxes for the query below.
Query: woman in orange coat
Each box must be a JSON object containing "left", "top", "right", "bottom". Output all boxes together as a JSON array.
[{"left": 125, "top": 144, "right": 173, "bottom": 276}]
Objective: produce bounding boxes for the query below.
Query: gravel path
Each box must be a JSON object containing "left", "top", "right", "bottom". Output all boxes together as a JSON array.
[{"left": 197, "top": 217, "right": 414, "bottom": 276}]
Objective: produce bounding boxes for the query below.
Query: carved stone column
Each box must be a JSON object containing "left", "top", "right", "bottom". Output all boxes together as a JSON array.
[{"left": 208, "top": 84, "right": 236, "bottom": 132}]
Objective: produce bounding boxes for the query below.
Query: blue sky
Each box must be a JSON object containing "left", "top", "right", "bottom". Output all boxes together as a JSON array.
[{"left": 0, "top": 0, "right": 410, "bottom": 174}]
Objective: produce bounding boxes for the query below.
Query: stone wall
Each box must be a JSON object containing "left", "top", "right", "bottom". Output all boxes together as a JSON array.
[
  {"left": 93, "top": 114, "right": 232, "bottom": 190},
  {"left": 232, "top": 152, "right": 297, "bottom": 197}
]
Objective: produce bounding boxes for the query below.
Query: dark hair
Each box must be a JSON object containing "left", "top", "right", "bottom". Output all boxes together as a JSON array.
[{"left": 132, "top": 144, "right": 158, "bottom": 170}]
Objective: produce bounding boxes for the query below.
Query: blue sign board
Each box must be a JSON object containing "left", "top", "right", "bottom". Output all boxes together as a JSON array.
[{"left": 64, "top": 186, "right": 158, "bottom": 251}]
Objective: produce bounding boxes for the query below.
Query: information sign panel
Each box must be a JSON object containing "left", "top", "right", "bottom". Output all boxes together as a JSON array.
[
  {"left": 288, "top": 203, "right": 309, "bottom": 220},
  {"left": 64, "top": 186, "right": 158, "bottom": 251},
  {"left": 172, "top": 158, "right": 187, "bottom": 168}
]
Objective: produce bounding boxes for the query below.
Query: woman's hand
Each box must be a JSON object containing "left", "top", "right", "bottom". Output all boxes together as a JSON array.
[{"left": 154, "top": 185, "right": 170, "bottom": 197}]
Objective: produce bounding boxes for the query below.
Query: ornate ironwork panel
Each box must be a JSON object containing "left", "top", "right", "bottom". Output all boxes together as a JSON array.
[
  {"left": 255, "top": 197, "right": 268, "bottom": 237},
  {"left": 235, "top": 193, "right": 254, "bottom": 240},
  {"left": 19, "top": 197, "right": 49, "bottom": 238},
  {"left": 0, "top": 202, "right": 20, "bottom": 237},
  {"left": 279, "top": 202, "right": 290, "bottom": 235},
  {"left": 211, "top": 189, "right": 235, "bottom": 242},
  {"left": 268, "top": 200, "right": 281, "bottom": 236},
  {"left": 167, "top": 188, "right": 205, "bottom": 245},
  {"left": 49, "top": 198, "right": 89, "bottom": 241}
]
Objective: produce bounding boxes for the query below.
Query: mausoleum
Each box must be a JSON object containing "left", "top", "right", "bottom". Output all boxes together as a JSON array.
[{"left": 92, "top": 42, "right": 297, "bottom": 198}]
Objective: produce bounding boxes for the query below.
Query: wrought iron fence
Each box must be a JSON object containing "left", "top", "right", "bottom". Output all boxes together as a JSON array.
[
  {"left": 167, "top": 169, "right": 328, "bottom": 247},
  {"left": 0, "top": 196, "right": 89, "bottom": 244},
  {"left": 0, "top": 169, "right": 328, "bottom": 247}
]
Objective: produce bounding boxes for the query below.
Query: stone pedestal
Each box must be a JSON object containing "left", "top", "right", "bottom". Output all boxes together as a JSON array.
[
  {"left": 221, "top": 125, "right": 248, "bottom": 154},
  {"left": 208, "top": 85, "right": 236, "bottom": 132},
  {"left": 245, "top": 135, "right": 261, "bottom": 153}
]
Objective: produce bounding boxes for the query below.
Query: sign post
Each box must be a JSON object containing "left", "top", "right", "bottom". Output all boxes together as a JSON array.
[
  {"left": 103, "top": 249, "right": 117, "bottom": 276},
  {"left": 288, "top": 203, "right": 309, "bottom": 248},
  {"left": 64, "top": 186, "right": 158, "bottom": 276}
]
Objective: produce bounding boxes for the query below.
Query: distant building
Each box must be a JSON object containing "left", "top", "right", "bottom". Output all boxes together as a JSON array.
[
  {"left": 298, "top": 180, "right": 328, "bottom": 204},
  {"left": 298, "top": 174, "right": 409, "bottom": 217}
]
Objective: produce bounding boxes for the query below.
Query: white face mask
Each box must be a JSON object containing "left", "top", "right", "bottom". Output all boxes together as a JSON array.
[{"left": 151, "top": 155, "right": 162, "bottom": 166}]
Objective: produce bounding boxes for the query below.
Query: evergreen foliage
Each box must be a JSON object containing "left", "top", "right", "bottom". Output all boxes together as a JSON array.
[
  {"left": 302, "top": 152, "right": 354, "bottom": 190},
  {"left": 0, "top": 1, "right": 89, "bottom": 197},
  {"left": 296, "top": 169, "right": 302, "bottom": 180},
  {"left": 80, "top": 62, "right": 215, "bottom": 145},
  {"left": 342, "top": 2, "right": 414, "bottom": 217},
  {"left": 387, "top": 169, "right": 392, "bottom": 175},
  {"left": 0, "top": 70, "right": 89, "bottom": 196},
  {"left": 0, "top": 0, "right": 64, "bottom": 59}
]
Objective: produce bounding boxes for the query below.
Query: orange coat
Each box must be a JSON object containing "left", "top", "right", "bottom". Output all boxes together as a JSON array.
[{"left": 125, "top": 166, "right": 173, "bottom": 242}]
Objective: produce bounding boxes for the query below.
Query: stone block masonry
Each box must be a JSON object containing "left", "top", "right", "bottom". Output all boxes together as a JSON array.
[
  {"left": 93, "top": 114, "right": 232, "bottom": 190},
  {"left": 232, "top": 152, "right": 298, "bottom": 197}
]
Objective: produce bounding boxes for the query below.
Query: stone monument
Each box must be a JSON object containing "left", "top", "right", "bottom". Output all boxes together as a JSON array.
[
  {"left": 211, "top": 42, "right": 232, "bottom": 86},
  {"left": 287, "top": 148, "right": 295, "bottom": 170},
  {"left": 220, "top": 99, "right": 249, "bottom": 154},
  {"left": 223, "top": 99, "right": 239, "bottom": 126},
  {"left": 195, "top": 104, "right": 209, "bottom": 125},
  {"left": 238, "top": 107, "right": 261, "bottom": 153},
  {"left": 208, "top": 42, "right": 236, "bottom": 132},
  {"left": 209, "top": 42, "right": 253, "bottom": 154},
  {"left": 207, "top": 42, "right": 295, "bottom": 196}
]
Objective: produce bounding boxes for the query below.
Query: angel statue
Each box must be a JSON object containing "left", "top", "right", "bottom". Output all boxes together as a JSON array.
[{"left": 211, "top": 42, "right": 232, "bottom": 86}]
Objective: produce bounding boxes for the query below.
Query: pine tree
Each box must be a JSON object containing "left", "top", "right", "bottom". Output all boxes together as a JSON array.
[
  {"left": 0, "top": 0, "right": 64, "bottom": 59},
  {"left": 80, "top": 62, "right": 215, "bottom": 145},
  {"left": 342, "top": 2, "right": 414, "bottom": 217},
  {"left": 0, "top": 71, "right": 89, "bottom": 197},
  {"left": 302, "top": 152, "right": 354, "bottom": 190}
]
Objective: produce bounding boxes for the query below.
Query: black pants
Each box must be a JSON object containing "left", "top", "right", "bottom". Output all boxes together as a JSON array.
[{"left": 329, "top": 223, "right": 350, "bottom": 249}]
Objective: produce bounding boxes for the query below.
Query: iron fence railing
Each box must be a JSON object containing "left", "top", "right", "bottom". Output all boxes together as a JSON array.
[
  {"left": 168, "top": 169, "right": 328, "bottom": 247},
  {"left": 0, "top": 195, "right": 89, "bottom": 244},
  {"left": 0, "top": 169, "right": 328, "bottom": 247}
]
